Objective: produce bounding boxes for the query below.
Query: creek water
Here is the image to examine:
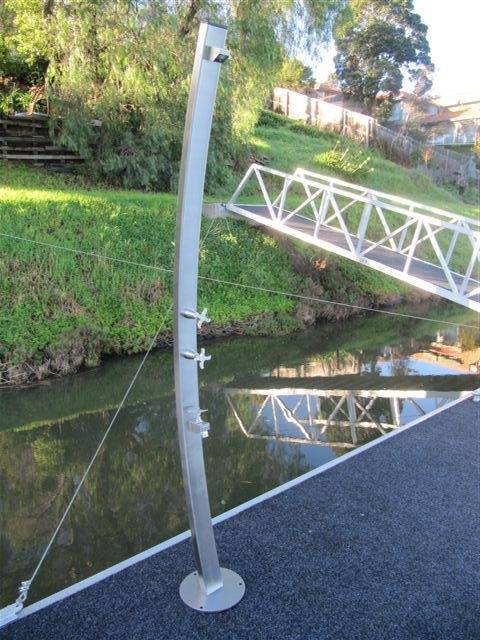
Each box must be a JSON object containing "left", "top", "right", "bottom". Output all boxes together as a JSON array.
[{"left": 1, "top": 306, "right": 478, "bottom": 607}]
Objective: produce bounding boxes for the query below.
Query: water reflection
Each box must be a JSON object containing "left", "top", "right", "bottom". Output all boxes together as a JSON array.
[
  {"left": 225, "top": 388, "right": 469, "bottom": 450},
  {"left": 0, "top": 309, "right": 478, "bottom": 606}
]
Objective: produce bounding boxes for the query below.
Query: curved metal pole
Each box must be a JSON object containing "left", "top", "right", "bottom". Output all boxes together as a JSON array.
[{"left": 173, "top": 21, "right": 244, "bottom": 612}]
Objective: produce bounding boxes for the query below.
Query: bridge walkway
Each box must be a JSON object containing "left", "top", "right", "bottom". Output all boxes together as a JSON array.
[{"left": 238, "top": 203, "right": 480, "bottom": 304}]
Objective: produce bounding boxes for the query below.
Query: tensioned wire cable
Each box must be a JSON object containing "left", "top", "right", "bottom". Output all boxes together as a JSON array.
[
  {"left": 10, "top": 217, "right": 220, "bottom": 610},
  {"left": 0, "top": 229, "right": 478, "bottom": 330},
  {"left": 19, "top": 321, "right": 167, "bottom": 596},
  {"left": 3, "top": 211, "right": 479, "bottom": 609}
]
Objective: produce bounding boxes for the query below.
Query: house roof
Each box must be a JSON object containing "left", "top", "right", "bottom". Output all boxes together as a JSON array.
[
  {"left": 420, "top": 102, "right": 480, "bottom": 125},
  {"left": 374, "top": 90, "right": 440, "bottom": 109},
  {"left": 314, "top": 82, "right": 342, "bottom": 94}
]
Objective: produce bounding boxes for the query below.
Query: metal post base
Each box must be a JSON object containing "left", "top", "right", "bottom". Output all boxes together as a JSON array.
[{"left": 179, "top": 568, "right": 245, "bottom": 612}]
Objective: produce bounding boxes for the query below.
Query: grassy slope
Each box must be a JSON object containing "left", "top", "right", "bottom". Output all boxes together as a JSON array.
[
  {"left": 250, "top": 119, "right": 479, "bottom": 215},
  {"left": 249, "top": 121, "right": 478, "bottom": 273},
  {"left": 0, "top": 119, "right": 478, "bottom": 379},
  {"left": 0, "top": 164, "right": 299, "bottom": 378}
]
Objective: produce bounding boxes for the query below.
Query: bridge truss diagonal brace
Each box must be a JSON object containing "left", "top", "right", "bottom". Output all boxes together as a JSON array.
[{"left": 225, "top": 164, "right": 480, "bottom": 313}]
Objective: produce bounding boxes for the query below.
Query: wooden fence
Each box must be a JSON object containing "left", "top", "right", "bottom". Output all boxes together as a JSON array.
[{"left": 272, "top": 88, "right": 479, "bottom": 187}]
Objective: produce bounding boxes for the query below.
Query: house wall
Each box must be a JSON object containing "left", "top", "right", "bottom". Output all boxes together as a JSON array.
[
  {"left": 427, "top": 120, "right": 479, "bottom": 146},
  {"left": 388, "top": 100, "right": 439, "bottom": 125}
]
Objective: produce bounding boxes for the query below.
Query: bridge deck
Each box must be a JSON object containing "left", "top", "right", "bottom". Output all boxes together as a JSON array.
[
  {"left": 231, "top": 204, "right": 480, "bottom": 307},
  {"left": 4, "top": 398, "right": 479, "bottom": 640}
]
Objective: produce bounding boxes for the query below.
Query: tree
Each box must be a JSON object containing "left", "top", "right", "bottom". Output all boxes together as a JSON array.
[
  {"left": 0, "top": 1, "right": 50, "bottom": 114},
  {"left": 276, "top": 58, "right": 315, "bottom": 90},
  {"left": 333, "top": 0, "right": 433, "bottom": 115},
  {"left": 1, "top": 0, "right": 343, "bottom": 190}
]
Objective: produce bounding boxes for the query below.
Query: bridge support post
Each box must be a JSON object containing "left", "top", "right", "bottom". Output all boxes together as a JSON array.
[{"left": 173, "top": 21, "right": 245, "bottom": 612}]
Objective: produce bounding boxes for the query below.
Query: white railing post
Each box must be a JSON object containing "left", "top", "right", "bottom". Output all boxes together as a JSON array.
[
  {"left": 423, "top": 222, "right": 459, "bottom": 294},
  {"left": 226, "top": 163, "right": 255, "bottom": 208},
  {"left": 356, "top": 197, "right": 373, "bottom": 254},
  {"left": 397, "top": 205, "right": 413, "bottom": 252},
  {"left": 254, "top": 167, "right": 276, "bottom": 220},
  {"left": 459, "top": 237, "right": 480, "bottom": 295},
  {"left": 403, "top": 220, "right": 422, "bottom": 274},
  {"left": 276, "top": 175, "right": 291, "bottom": 221},
  {"left": 314, "top": 190, "right": 330, "bottom": 237},
  {"left": 445, "top": 229, "right": 460, "bottom": 266}
]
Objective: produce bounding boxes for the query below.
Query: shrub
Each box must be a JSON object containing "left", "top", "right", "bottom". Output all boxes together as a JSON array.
[
  {"left": 314, "top": 142, "right": 373, "bottom": 180},
  {"left": 257, "top": 109, "right": 286, "bottom": 128},
  {"left": 0, "top": 85, "right": 31, "bottom": 115},
  {"left": 257, "top": 109, "right": 337, "bottom": 141}
]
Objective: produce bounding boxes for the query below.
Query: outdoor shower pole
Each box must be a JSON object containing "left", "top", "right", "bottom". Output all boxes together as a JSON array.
[{"left": 173, "top": 22, "right": 245, "bottom": 612}]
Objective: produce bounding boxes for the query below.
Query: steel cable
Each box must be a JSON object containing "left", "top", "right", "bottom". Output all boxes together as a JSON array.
[
  {"left": 0, "top": 229, "right": 478, "bottom": 329},
  {"left": 8, "top": 217, "right": 219, "bottom": 610}
]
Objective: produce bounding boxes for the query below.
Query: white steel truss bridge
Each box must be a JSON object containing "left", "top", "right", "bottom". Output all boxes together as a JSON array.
[
  {"left": 225, "top": 165, "right": 480, "bottom": 311},
  {"left": 225, "top": 388, "right": 470, "bottom": 449}
]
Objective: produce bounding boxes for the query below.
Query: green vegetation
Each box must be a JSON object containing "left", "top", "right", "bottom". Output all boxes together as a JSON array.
[
  {"left": 314, "top": 142, "right": 373, "bottom": 179},
  {"left": 275, "top": 58, "right": 315, "bottom": 91},
  {"left": 1, "top": 113, "right": 478, "bottom": 383},
  {"left": 333, "top": 0, "right": 433, "bottom": 115},
  {"left": 0, "top": 162, "right": 299, "bottom": 382},
  {"left": 252, "top": 112, "right": 479, "bottom": 216},
  {"left": 0, "top": 0, "right": 342, "bottom": 191}
]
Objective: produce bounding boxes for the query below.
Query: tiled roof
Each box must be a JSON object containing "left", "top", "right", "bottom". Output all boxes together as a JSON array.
[
  {"left": 314, "top": 82, "right": 342, "bottom": 94},
  {"left": 420, "top": 102, "right": 480, "bottom": 125}
]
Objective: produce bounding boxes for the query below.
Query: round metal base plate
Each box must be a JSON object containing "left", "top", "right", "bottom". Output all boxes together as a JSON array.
[{"left": 179, "top": 568, "right": 245, "bottom": 612}]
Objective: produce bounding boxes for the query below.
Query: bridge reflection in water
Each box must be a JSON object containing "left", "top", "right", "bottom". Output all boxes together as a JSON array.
[
  {"left": 1, "top": 311, "right": 478, "bottom": 608},
  {"left": 225, "top": 387, "right": 470, "bottom": 450}
]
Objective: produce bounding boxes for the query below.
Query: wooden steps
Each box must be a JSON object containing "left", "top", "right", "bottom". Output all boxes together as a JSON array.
[
  {"left": 5, "top": 154, "right": 83, "bottom": 161},
  {"left": 0, "top": 115, "right": 83, "bottom": 168}
]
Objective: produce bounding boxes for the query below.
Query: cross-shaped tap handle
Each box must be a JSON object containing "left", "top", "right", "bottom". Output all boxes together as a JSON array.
[
  {"left": 195, "top": 348, "right": 211, "bottom": 369},
  {"left": 181, "top": 307, "right": 211, "bottom": 329},
  {"left": 181, "top": 348, "right": 212, "bottom": 369},
  {"left": 196, "top": 308, "right": 211, "bottom": 329}
]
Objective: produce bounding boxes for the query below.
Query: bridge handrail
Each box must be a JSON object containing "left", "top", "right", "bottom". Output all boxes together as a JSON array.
[
  {"left": 293, "top": 167, "right": 480, "bottom": 229},
  {"left": 227, "top": 163, "right": 480, "bottom": 310},
  {"left": 228, "top": 164, "right": 479, "bottom": 234},
  {"left": 225, "top": 388, "right": 471, "bottom": 399}
]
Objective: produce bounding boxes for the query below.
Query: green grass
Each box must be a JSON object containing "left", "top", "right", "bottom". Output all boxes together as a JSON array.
[
  {"left": 248, "top": 119, "right": 479, "bottom": 272},
  {"left": 0, "top": 163, "right": 298, "bottom": 378},
  {"left": 254, "top": 112, "right": 479, "bottom": 214},
  {"left": 251, "top": 123, "right": 479, "bottom": 215},
  {"left": 0, "top": 115, "right": 478, "bottom": 380}
]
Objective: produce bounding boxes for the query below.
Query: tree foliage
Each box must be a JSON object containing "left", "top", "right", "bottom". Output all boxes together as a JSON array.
[
  {"left": 333, "top": 0, "right": 433, "bottom": 114},
  {"left": 0, "top": 1, "right": 49, "bottom": 114},
  {"left": 0, "top": 0, "right": 342, "bottom": 191},
  {"left": 275, "top": 58, "right": 315, "bottom": 90}
]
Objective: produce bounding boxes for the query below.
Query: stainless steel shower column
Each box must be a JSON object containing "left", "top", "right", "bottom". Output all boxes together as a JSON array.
[{"left": 173, "top": 21, "right": 245, "bottom": 612}]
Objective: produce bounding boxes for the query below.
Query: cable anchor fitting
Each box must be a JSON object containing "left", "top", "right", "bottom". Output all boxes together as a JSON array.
[
  {"left": 181, "top": 348, "right": 211, "bottom": 369},
  {"left": 0, "top": 579, "right": 31, "bottom": 629},
  {"left": 181, "top": 307, "right": 211, "bottom": 329}
]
